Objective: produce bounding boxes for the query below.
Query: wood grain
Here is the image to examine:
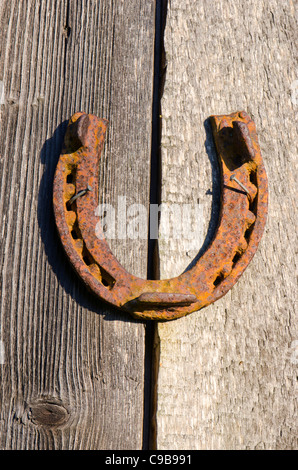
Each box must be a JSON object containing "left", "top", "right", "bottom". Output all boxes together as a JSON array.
[
  {"left": 0, "top": 0, "right": 155, "bottom": 449},
  {"left": 155, "top": 0, "right": 297, "bottom": 450}
]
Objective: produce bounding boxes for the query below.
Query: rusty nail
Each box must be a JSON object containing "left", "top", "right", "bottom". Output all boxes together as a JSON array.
[
  {"left": 68, "top": 185, "right": 92, "bottom": 205},
  {"left": 230, "top": 175, "right": 250, "bottom": 197},
  {"left": 133, "top": 292, "right": 198, "bottom": 307}
]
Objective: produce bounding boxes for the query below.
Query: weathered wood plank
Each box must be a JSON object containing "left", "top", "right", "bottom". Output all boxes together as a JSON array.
[
  {"left": 0, "top": 0, "right": 155, "bottom": 449},
  {"left": 156, "top": 0, "right": 297, "bottom": 449}
]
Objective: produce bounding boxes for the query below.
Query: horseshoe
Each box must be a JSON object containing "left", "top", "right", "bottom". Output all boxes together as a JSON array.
[{"left": 53, "top": 111, "right": 268, "bottom": 321}]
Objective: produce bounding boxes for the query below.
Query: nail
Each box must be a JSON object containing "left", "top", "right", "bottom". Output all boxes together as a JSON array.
[
  {"left": 230, "top": 175, "right": 250, "bottom": 197},
  {"left": 133, "top": 292, "right": 198, "bottom": 307},
  {"left": 68, "top": 185, "right": 92, "bottom": 205}
]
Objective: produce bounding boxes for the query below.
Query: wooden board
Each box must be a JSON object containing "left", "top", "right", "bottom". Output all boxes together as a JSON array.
[
  {"left": 0, "top": 0, "right": 155, "bottom": 449},
  {"left": 155, "top": 0, "right": 298, "bottom": 450}
]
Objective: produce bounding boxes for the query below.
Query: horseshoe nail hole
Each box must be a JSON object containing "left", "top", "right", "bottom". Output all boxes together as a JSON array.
[
  {"left": 66, "top": 165, "right": 76, "bottom": 184},
  {"left": 83, "top": 255, "right": 92, "bottom": 266},
  {"left": 248, "top": 170, "right": 258, "bottom": 214},
  {"left": 81, "top": 245, "right": 93, "bottom": 266},
  {"left": 100, "top": 268, "right": 116, "bottom": 290},
  {"left": 232, "top": 252, "right": 242, "bottom": 266},
  {"left": 101, "top": 276, "right": 115, "bottom": 290},
  {"left": 249, "top": 196, "right": 257, "bottom": 214},
  {"left": 67, "top": 173, "right": 74, "bottom": 184},
  {"left": 71, "top": 229, "right": 79, "bottom": 240},
  {"left": 70, "top": 222, "right": 81, "bottom": 240},
  {"left": 244, "top": 226, "right": 253, "bottom": 243},
  {"left": 249, "top": 170, "right": 257, "bottom": 185},
  {"left": 213, "top": 272, "right": 225, "bottom": 287}
]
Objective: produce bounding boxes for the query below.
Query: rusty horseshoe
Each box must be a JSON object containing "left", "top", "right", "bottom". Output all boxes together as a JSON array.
[{"left": 53, "top": 111, "right": 268, "bottom": 321}]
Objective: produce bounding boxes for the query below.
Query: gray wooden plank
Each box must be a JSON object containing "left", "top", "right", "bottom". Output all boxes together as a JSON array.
[
  {"left": 155, "top": 0, "right": 297, "bottom": 450},
  {"left": 0, "top": 0, "right": 155, "bottom": 449}
]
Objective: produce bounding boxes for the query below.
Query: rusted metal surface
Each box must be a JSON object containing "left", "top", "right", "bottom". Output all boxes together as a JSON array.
[{"left": 53, "top": 111, "right": 268, "bottom": 321}]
